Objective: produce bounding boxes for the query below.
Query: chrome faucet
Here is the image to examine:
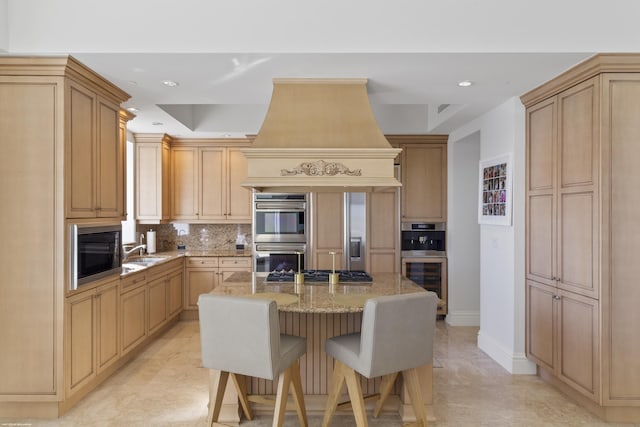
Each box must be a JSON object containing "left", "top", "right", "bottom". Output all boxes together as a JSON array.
[{"left": 122, "top": 234, "right": 146, "bottom": 260}]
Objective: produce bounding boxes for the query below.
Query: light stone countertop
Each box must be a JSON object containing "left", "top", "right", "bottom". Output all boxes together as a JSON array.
[
  {"left": 210, "top": 271, "right": 427, "bottom": 313},
  {"left": 120, "top": 250, "right": 253, "bottom": 276}
]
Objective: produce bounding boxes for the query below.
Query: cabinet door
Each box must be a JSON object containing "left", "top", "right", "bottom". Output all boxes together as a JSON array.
[
  {"left": 219, "top": 257, "right": 252, "bottom": 282},
  {"left": 136, "top": 138, "right": 171, "bottom": 222},
  {"left": 118, "top": 111, "right": 129, "bottom": 219},
  {"left": 526, "top": 280, "right": 556, "bottom": 371},
  {"left": 312, "top": 192, "right": 344, "bottom": 270},
  {"left": 148, "top": 277, "right": 167, "bottom": 334},
  {"left": 96, "top": 97, "right": 122, "bottom": 218},
  {"left": 604, "top": 73, "right": 640, "bottom": 404},
  {"left": 556, "top": 77, "right": 600, "bottom": 299},
  {"left": 368, "top": 189, "right": 399, "bottom": 273},
  {"left": 557, "top": 290, "right": 599, "bottom": 402},
  {"left": 136, "top": 142, "right": 163, "bottom": 221},
  {"left": 401, "top": 144, "right": 447, "bottom": 222},
  {"left": 66, "top": 82, "right": 96, "bottom": 218},
  {"left": 167, "top": 270, "right": 184, "bottom": 318},
  {"left": 171, "top": 147, "right": 199, "bottom": 220},
  {"left": 526, "top": 98, "right": 557, "bottom": 286},
  {"left": 96, "top": 281, "right": 119, "bottom": 373},
  {"left": 66, "top": 290, "right": 96, "bottom": 395},
  {"left": 186, "top": 268, "right": 218, "bottom": 309},
  {"left": 121, "top": 286, "right": 147, "bottom": 355},
  {"left": 227, "top": 147, "right": 252, "bottom": 222},
  {"left": 199, "top": 147, "right": 226, "bottom": 221}
]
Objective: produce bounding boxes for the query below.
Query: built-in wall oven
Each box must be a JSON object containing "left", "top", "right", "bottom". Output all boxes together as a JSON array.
[
  {"left": 254, "top": 242, "right": 307, "bottom": 273},
  {"left": 69, "top": 224, "right": 122, "bottom": 290},
  {"left": 253, "top": 193, "right": 307, "bottom": 243},
  {"left": 253, "top": 193, "right": 308, "bottom": 271},
  {"left": 401, "top": 222, "right": 447, "bottom": 315}
]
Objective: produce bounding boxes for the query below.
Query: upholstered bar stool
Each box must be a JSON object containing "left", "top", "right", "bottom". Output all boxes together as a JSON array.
[
  {"left": 322, "top": 292, "right": 438, "bottom": 427},
  {"left": 198, "top": 294, "right": 308, "bottom": 427}
]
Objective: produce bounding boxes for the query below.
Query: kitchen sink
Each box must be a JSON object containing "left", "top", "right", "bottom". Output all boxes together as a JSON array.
[{"left": 123, "top": 256, "right": 169, "bottom": 266}]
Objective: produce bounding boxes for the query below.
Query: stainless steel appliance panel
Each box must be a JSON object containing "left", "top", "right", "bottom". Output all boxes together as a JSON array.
[
  {"left": 254, "top": 243, "right": 307, "bottom": 272},
  {"left": 253, "top": 193, "right": 307, "bottom": 243},
  {"left": 69, "top": 224, "right": 122, "bottom": 290}
]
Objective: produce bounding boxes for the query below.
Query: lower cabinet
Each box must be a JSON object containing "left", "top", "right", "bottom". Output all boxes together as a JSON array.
[
  {"left": 121, "top": 284, "right": 147, "bottom": 356},
  {"left": 526, "top": 280, "right": 600, "bottom": 402},
  {"left": 167, "top": 269, "right": 184, "bottom": 318},
  {"left": 185, "top": 256, "right": 251, "bottom": 312},
  {"left": 66, "top": 277, "right": 119, "bottom": 396},
  {"left": 148, "top": 277, "right": 168, "bottom": 335}
]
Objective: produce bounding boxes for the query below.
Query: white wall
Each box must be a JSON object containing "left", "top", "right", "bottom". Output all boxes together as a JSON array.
[
  {"left": 446, "top": 131, "right": 481, "bottom": 326},
  {"left": 0, "top": 0, "right": 8, "bottom": 52},
  {"left": 449, "top": 97, "right": 535, "bottom": 374}
]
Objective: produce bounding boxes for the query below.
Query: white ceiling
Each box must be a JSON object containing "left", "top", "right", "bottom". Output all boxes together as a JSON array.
[{"left": 3, "top": 0, "right": 637, "bottom": 137}]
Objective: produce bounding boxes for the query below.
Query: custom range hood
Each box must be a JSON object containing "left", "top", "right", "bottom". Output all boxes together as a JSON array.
[{"left": 241, "top": 78, "right": 401, "bottom": 192}]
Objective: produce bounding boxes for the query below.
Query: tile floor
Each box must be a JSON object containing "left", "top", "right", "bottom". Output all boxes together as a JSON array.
[{"left": 3, "top": 321, "right": 638, "bottom": 426}]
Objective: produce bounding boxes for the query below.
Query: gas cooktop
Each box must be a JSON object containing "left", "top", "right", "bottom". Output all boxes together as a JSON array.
[{"left": 265, "top": 270, "right": 373, "bottom": 284}]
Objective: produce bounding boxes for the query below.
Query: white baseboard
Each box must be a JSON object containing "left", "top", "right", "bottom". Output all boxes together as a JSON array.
[
  {"left": 477, "top": 330, "right": 536, "bottom": 375},
  {"left": 445, "top": 310, "right": 480, "bottom": 326}
]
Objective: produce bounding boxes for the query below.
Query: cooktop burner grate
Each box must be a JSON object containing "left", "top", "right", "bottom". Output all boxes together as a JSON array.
[{"left": 265, "top": 270, "right": 373, "bottom": 283}]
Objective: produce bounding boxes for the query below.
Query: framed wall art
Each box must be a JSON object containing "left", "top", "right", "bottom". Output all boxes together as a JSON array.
[{"left": 478, "top": 154, "right": 512, "bottom": 226}]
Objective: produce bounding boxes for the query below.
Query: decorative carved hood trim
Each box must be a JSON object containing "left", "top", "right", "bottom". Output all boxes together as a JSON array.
[{"left": 242, "top": 78, "right": 401, "bottom": 192}]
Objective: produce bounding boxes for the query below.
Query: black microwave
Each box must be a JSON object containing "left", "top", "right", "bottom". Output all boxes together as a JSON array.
[{"left": 69, "top": 224, "right": 122, "bottom": 290}]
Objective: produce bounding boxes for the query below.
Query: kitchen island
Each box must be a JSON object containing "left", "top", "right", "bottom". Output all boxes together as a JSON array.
[{"left": 208, "top": 272, "right": 434, "bottom": 423}]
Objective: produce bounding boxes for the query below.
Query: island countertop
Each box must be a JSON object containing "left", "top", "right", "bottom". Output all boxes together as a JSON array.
[{"left": 210, "top": 271, "right": 427, "bottom": 313}]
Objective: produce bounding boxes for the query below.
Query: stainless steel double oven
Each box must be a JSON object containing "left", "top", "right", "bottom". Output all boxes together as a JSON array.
[{"left": 253, "top": 193, "right": 308, "bottom": 272}]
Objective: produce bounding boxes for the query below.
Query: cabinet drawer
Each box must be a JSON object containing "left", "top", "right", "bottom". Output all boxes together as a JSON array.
[
  {"left": 187, "top": 257, "right": 219, "bottom": 268},
  {"left": 121, "top": 272, "right": 147, "bottom": 290},
  {"left": 219, "top": 257, "right": 251, "bottom": 269}
]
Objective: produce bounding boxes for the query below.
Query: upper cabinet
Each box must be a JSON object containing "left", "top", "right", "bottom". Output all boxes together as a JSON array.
[
  {"left": 135, "top": 134, "right": 172, "bottom": 224},
  {"left": 65, "top": 79, "right": 130, "bottom": 219},
  {"left": 387, "top": 135, "right": 448, "bottom": 223},
  {"left": 169, "top": 140, "right": 251, "bottom": 224}
]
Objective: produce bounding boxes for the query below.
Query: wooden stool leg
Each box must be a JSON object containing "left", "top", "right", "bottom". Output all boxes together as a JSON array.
[
  {"left": 342, "top": 362, "right": 368, "bottom": 427},
  {"left": 209, "top": 370, "right": 229, "bottom": 426},
  {"left": 231, "top": 373, "right": 254, "bottom": 420},
  {"left": 402, "top": 368, "right": 427, "bottom": 427},
  {"left": 272, "top": 364, "right": 293, "bottom": 427},
  {"left": 290, "top": 360, "right": 308, "bottom": 427},
  {"left": 373, "top": 372, "right": 398, "bottom": 418},
  {"left": 322, "top": 360, "right": 347, "bottom": 427}
]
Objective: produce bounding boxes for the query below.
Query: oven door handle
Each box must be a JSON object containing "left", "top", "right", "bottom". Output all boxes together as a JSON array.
[
  {"left": 255, "top": 244, "right": 306, "bottom": 252},
  {"left": 255, "top": 202, "right": 306, "bottom": 211}
]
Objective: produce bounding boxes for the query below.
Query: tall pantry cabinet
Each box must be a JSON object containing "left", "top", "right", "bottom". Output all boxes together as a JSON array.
[
  {"left": 0, "top": 56, "right": 129, "bottom": 417},
  {"left": 522, "top": 54, "right": 640, "bottom": 422}
]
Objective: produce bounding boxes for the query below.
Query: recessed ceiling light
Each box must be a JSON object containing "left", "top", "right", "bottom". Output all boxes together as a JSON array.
[
  {"left": 152, "top": 121, "right": 164, "bottom": 126},
  {"left": 127, "top": 80, "right": 138, "bottom": 86},
  {"left": 458, "top": 80, "right": 473, "bottom": 87},
  {"left": 162, "top": 80, "right": 179, "bottom": 87},
  {"left": 126, "top": 107, "right": 139, "bottom": 113}
]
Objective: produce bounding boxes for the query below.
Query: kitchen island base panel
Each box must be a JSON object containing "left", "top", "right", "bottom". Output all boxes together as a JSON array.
[{"left": 210, "top": 310, "right": 433, "bottom": 424}]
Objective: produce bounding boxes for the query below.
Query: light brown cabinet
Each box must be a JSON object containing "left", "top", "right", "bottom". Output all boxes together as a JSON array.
[
  {"left": 184, "top": 256, "right": 251, "bottom": 312},
  {"left": 65, "top": 278, "right": 119, "bottom": 397},
  {"left": 522, "top": 54, "right": 640, "bottom": 421},
  {"left": 135, "top": 134, "right": 172, "bottom": 224},
  {"left": 66, "top": 81, "right": 127, "bottom": 219},
  {"left": 367, "top": 182, "right": 400, "bottom": 274},
  {"left": 0, "top": 56, "right": 129, "bottom": 415},
  {"left": 311, "top": 192, "right": 345, "bottom": 270},
  {"left": 120, "top": 273, "right": 147, "bottom": 356},
  {"left": 170, "top": 141, "right": 252, "bottom": 223},
  {"left": 387, "top": 135, "right": 448, "bottom": 223}
]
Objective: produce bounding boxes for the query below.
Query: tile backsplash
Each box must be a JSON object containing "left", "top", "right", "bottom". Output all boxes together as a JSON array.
[{"left": 137, "top": 223, "right": 252, "bottom": 252}]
